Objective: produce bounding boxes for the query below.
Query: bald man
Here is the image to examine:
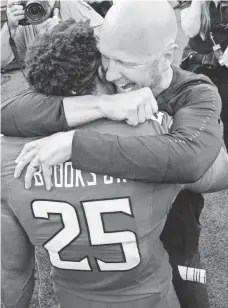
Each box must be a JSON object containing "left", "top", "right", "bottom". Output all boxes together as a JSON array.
[
  {"left": 2, "top": 1, "right": 222, "bottom": 308},
  {"left": 99, "top": 0, "right": 178, "bottom": 95}
]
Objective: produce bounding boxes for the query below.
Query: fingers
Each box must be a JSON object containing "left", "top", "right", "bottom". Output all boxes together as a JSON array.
[
  {"left": 10, "top": 5, "right": 24, "bottom": 12},
  {"left": 8, "top": 5, "right": 24, "bottom": 16},
  {"left": 144, "top": 101, "right": 153, "bottom": 121},
  {"left": 7, "top": 3, "right": 25, "bottom": 26},
  {"left": 142, "top": 87, "right": 158, "bottom": 114},
  {"left": 41, "top": 164, "right": 53, "bottom": 191},
  {"left": 126, "top": 110, "right": 138, "bottom": 126},
  {"left": 14, "top": 10, "right": 24, "bottom": 18},
  {"left": 8, "top": 7, "right": 25, "bottom": 21},
  {"left": 137, "top": 105, "right": 146, "bottom": 124},
  {"left": 17, "top": 156, "right": 53, "bottom": 191},
  {"left": 148, "top": 97, "right": 158, "bottom": 114},
  {"left": 126, "top": 88, "right": 156, "bottom": 126},
  {"left": 14, "top": 148, "right": 38, "bottom": 178},
  {"left": 7, "top": 1, "right": 21, "bottom": 8},
  {"left": 14, "top": 136, "right": 56, "bottom": 190},
  {"left": 15, "top": 142, "right": 37, "bottom": 163},
  {"left": 24, "top": 156, "right": 40, "bottom": 189},
  {"left": 14, "top": 13, "right": 25, "bottom": 22}
]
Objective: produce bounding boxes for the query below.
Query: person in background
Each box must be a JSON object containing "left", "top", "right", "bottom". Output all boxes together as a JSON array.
[
  {"left": 178, "top": 6, "right": 228, "bottom": 305},
  {"left": 1, "top": 0, "right": 112, "bottom": 68},
  {"left": 179, "top": 0, "right": 228, "bottom": 150}
]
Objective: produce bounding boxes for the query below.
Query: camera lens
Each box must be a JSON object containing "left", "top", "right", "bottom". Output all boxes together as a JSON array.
[
  {"left": 25, "top": 2, "right": 47, "bottom": 25},
  {"left": 29, "top": 6, "right": 40, "bottom": 16}
]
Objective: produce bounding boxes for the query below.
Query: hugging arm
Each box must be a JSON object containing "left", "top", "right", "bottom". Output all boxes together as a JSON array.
[
  {"left": 2, "top": 86, "right": 156, "bottom": 136},
  {"left": 71, "top": 84, "right": 222, "bottom": 183}
]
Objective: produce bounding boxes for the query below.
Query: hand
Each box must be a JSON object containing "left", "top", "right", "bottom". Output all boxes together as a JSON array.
[
  {"left": 7, "top": 0, "right": 25, "bottom": 34},
  {"left": 202, "top": 51, "right": 218, "bottom": 69},
  {"left": 38, "top": 16, "right": 61, "bottom": 34},
  {"left": 223, "top": 46, "right": 228, "bottom": 68},
  {"left": 99, "top": 87, "right": 158, "bottom": 126},
  {"left": 14, "top": 131, "right": 74, "bottom": 190}
]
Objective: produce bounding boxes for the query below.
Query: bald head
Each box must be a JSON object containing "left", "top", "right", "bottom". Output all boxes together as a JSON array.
[{"left": 99, "top": 0, "right": 177, "bottom": 60}]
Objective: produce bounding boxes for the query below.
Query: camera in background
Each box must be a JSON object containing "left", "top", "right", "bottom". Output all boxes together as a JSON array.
[{"left": 19, "top": 0, "right": 52, "bottom": 26}]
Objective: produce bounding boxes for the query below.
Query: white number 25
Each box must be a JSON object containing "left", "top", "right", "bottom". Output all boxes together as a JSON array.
[{"left": 32, "top": 198, "right": 141, "bottom": 271}]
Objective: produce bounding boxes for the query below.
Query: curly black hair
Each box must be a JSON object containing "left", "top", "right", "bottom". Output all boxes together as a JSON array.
[{"left": 25, "top": 19, "right": 100, "bottom": 96}]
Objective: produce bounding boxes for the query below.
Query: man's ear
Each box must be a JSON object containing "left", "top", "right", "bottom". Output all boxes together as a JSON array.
[{"left": 162, "top": 43, "right": 178, "bottom": 70}]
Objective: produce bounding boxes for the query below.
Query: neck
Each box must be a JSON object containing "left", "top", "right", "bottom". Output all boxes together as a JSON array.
[{"left": 152, "top": 67, "right": 173, "bottom": 97}]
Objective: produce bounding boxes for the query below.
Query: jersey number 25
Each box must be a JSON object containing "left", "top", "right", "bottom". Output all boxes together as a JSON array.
[{"left": 32, "top": 198, "right": 141, "bottom": 271}]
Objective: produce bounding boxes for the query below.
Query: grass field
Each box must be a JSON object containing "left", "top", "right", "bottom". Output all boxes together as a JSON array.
[{"left": 1, "top": 5, "right": 228, "bottom": 308}]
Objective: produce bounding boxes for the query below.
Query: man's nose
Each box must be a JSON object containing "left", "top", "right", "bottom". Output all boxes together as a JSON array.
[{"left": 105, "top": 60, "right": 122, "bottom": 83}]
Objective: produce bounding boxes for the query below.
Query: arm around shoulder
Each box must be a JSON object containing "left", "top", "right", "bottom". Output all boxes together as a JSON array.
[
  {"left": 71, "top": 82, "right": 222, "bottom": 183},
  {"left": 2, "top": 88, "right": 109, "bottom": 137}
]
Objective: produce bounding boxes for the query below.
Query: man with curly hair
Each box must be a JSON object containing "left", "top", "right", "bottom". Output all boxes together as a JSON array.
[
  {"left": 2, "top": 18, "right": 228, "bottom": 308},
  {"left": 25, "top": 19, "right": 101, "bottom": 97}
]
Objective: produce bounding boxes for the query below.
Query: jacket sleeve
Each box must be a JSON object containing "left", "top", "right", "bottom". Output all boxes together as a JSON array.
[
  {"left": 1, "top": 88, "right": 70, "bottom": 137},
  {"left": 186, "top": 147, "right": 228, "bottom": 193},
  {"left": 71, "top": 83, "right": 222, "bottom": 183}
]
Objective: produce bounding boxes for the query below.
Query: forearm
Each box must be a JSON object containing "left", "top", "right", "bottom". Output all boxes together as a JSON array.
[
  {"left": 1, "top": 22, "right": 15, "bottom": 67},
  {"left": 2, "top": 93, "right": 105, "bottom": 136},
  {"left": 2, "top": 86, "right": 154, "bottom": 137},
  {"left": 181, "top": 1, "right": 202, "bottom": 38},
  {"left": 71, "top": 84, "right": 222, "bottom": 183},
  {"left": 63, "top": 95, "right": 104, "bottom": 127},
  {"left": 63, "top": 87, "right": 157, "bottom": 127},
  {"left": 71, "top": 129, "right": 221, "bottom": 183}
]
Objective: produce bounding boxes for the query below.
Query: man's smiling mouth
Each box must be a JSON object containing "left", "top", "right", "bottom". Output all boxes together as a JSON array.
[{"left": 115, "top": 83, "right": 135, "bottom": 93}]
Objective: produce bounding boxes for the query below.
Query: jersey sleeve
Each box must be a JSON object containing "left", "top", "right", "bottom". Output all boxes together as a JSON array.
[
  {"left": 1, "top": 161, "right": 35, "bottom": 308},
  {"left": 1, "top": 88, "right": 70, "bottom": 137},
  {"left": 71, "top": 83, "right": 222, "bottom": 183}
]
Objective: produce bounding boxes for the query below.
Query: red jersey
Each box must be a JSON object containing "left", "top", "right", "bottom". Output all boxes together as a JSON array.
[{"left": 1, "top": 114, "right": 181, "bottom": 308}]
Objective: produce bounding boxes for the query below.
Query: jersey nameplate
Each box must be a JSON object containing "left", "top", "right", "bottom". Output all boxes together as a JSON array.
[{"left": 33, "top": 162, "right": 127, "bottom": 188}]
